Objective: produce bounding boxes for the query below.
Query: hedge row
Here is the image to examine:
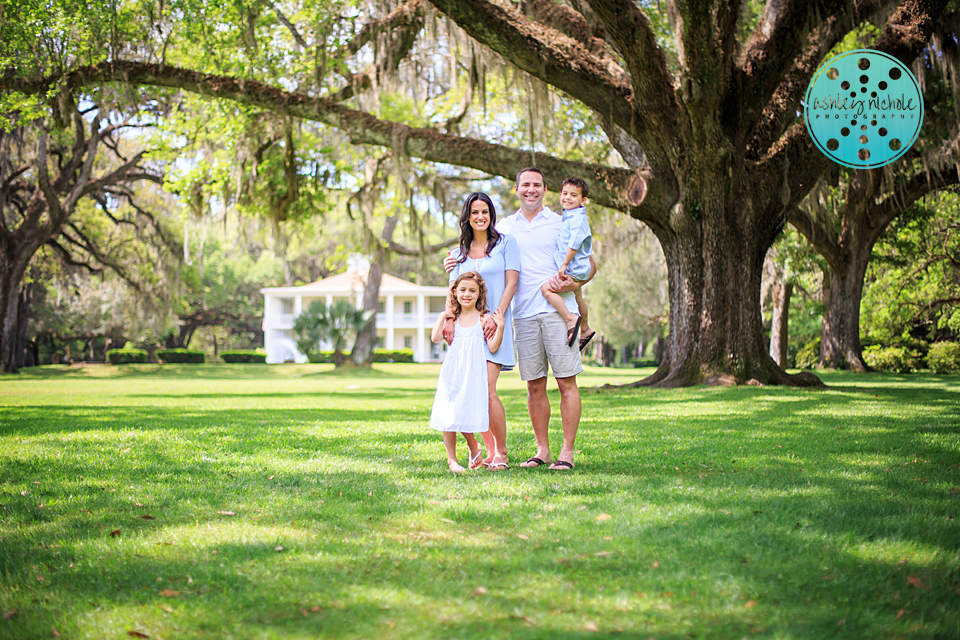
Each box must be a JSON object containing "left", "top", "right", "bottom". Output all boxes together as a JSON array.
[
  {"left": 308, "top": 348, "right": 415, "bottom": 363},
  {"left": 863, "top": 345, "right": 919, "bottom": 373},
  {"left": 796, "top": 339, "right": 960, "bottom": 373},
  {"left": 927, "top": 341, "right": 960, "bottom": 373},
  {"left": 106, "top": 348, "right": 148, "bottom": 365},
  {"left": 371, "top": 349, "right": 415, "bottom": 363},
  {"left": 156, "top": 349, "right": 205, "bottom": 364},
  {"left": 220, "top": 350, "right": 267, "bottom": 363}
]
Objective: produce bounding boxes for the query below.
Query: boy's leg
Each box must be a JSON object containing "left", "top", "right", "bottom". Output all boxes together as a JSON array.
[
  {"left": 574, "top": 287, "right": 591, "bottom": 336},
  {"left": 541, "top": 282, "right": 578, "bottom": 331}
]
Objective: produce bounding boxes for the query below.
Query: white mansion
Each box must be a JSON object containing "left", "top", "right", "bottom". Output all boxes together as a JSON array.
[{"left": 260, "top": 264, "right": 450, "bottom": 363}]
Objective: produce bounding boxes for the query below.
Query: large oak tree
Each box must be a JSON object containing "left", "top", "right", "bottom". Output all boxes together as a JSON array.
[
  {"left": 790, "top": 40, "right": 960, "bottom": 371},
  {"left": 3, "top": 0, "right": 949, "bottom": 383}
]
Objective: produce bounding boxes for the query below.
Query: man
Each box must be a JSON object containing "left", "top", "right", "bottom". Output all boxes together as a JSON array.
[{"left": 454, "top": 168, "right": 592, "bottom": 470}]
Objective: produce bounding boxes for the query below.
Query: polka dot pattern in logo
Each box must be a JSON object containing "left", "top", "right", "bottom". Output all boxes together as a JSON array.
[{"left": 804, "top": 49, "right": 923, "bottom": 169}]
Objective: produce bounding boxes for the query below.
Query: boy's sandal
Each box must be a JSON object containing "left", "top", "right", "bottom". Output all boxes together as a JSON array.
[
  {"left": 488, "top": 462, "right": 510, "bottom": 471},
  {"left": 579, "top": 331, "right": 596, "bottom": 352},
  {"left": 549, "top": 460, "right": 575, "bottom": 471},
  {"left": 566, "top": 317, "right": 583, "bottom": 347}
]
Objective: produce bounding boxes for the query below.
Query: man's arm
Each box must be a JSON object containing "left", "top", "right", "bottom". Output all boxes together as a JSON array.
[
  {"left": 431, "top": 311, "right": 454, "bottom": 344},
  {"left": 547, "top": 255, "right": 596, "bottom": 293}
]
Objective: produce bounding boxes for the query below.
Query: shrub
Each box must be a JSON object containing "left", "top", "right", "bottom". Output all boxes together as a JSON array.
[
  {"left": 628, "top": 357, "right": 658, "bottom": 368},
  {"left": 107, "top": 348, "right": 148, "bottom": 365},
  {"left": 156, "top": 349, "right": 206, "bottom": 364},
  {"left": 372, "top": 349, "right": 415, "bottom": 363},
  {"left": 795, "top": 338, "right": 821, "bottom": 370},
  {"left": 308, "top": 349, "right": 416, "bottom": 364},
  {"left": 863, "top": 345, "right": 918, "bottom": 373},
  {"left": 927, "top": 341, "right": 960, "bottom": 373},
  {"left": 220, "top": 350, "right": 267, "bottom": 364}
]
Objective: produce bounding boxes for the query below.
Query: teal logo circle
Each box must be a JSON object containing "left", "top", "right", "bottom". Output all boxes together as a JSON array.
[{"left": 804, "top": 49, "right": 923, "bottom": 168}]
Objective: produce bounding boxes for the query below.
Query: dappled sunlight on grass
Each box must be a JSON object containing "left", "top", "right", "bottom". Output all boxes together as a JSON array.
[{"left": 1, "top": 365, "right": 958, "bottom": 638}]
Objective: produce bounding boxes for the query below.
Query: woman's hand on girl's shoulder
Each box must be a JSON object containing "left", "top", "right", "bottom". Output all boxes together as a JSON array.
[
  {"left": 443, "top": 252, "right": 457, "bottom": 273},
  {"left": 490, "top": 309, "right": 505, "bottom": 327}
]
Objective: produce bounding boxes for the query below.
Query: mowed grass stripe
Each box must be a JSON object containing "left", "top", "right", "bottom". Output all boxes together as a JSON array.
[{"left": 0, "top": 364, "right": 957, "bottom": 639}]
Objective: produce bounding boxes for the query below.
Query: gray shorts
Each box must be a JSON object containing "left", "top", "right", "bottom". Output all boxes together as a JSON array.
[{"left": 514, "top": 312, "right": 583, "bottom": 381}]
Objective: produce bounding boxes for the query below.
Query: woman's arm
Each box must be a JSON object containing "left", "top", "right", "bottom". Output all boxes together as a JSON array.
[{"left": 497, "top": 270, "right": 519, "bottom": 315}]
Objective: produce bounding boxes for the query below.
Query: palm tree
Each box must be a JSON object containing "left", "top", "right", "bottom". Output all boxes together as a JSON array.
[{"left": 293, "top": 300, "right": 374, "bottom": 367}]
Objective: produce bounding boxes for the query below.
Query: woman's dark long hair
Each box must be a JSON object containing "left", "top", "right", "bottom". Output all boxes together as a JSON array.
[{"left": 456, "top": 192, "right": 502, "bottom": 264}]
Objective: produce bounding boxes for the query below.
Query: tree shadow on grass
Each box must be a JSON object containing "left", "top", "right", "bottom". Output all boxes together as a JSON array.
[
  {"left": 3, "top": 363, "right": 311, "bottom": 380},
  {"left": 4, "top": 458, "right": 957, "bottom": 639},
  {"left": 2, "top": 383, "right": 958, "bottom": 638},
  {"left": 4, "top": 363, "right": 444, "bottom": 382},
  {"left": 126, "top": 389, "right": 433, "bottom": 400},
  {"left": 0, "top": 405, "right": 428, "bottom": 437}
]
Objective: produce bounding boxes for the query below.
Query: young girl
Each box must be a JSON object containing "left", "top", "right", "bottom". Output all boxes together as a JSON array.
[{"left": 430, "top": 272, "right": 505, "bottom": 473}]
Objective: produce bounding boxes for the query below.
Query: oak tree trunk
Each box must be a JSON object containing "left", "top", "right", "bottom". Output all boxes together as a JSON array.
[
  {"left": 16, "top": 283, "right": 33, "bottom": 368},
  {"left": 348, "top": 159, "right": 387, "bottom": 367},
  {"left": 769, "top": 281, "right": 792, "bottom": 367},
  {"left": 350, "top": 257, "right": 383, "bottom": 366},
  {"left": 820, "top": 255, "right": 870, "bottom": 372},
  {"left": 646, "top": 198, "right": 811, "bottom": 387},
  {"left": 1, "top": 231, "right": 45, "bottom": 373}
]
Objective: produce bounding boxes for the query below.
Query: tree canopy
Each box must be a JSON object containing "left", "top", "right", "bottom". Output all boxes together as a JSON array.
[{"left": 2, "top": 0, "right": 955, "bottom": 382}]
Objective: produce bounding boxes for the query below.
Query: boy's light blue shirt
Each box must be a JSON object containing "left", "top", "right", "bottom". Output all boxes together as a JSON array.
[{"left": 554, "top": 206, "right": 592, "bottom": 280}]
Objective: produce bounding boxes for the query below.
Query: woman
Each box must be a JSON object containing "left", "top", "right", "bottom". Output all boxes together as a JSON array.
[{"left": 447, "top": 192, "right": 518, "bottom": 470}]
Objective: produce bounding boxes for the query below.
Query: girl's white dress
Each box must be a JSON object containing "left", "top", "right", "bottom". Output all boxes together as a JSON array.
[{"left": 429, "top": 318, "right": 490, "bottom": 433}]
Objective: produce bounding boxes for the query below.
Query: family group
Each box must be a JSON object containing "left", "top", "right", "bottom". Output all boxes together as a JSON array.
[{"left": 428, "top": 167, "right": 597, "bottom": 473}]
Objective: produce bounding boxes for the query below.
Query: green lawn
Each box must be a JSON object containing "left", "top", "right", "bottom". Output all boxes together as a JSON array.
[{"left": 1, "top": 364, "right": 958, "bottom": 639}]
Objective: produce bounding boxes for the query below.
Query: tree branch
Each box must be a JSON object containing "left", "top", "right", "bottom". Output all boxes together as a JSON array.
[
  {"left": 1, "top": 61, "right": 648, "bottom": 213},
  {"left": 741, "top": 0, "right": 867, "bottom": 143},
  {"left": 521, "top": 0, "right": 623, "bottom": 68},
  {"left": 388, "top": 236, "right": 457, "bottom": 256},
  {"left": 46, "top": 238, "right": 106, "bottom": 275},
  {"left": 745, "top": 6, "right": 882, "bottom": 157},
  {"left": 581, "top": 0, "right": 680, "bottom": 159},
  {"left": 267, "top": 1, "right": 309, "bottom": 49},
  {"left": 57, "top": 225, "right": 142, "bottom": 292},
  {"left": 788, "top": 203, "right": 843, "bottom": 269},
  {"left": 772, "top": 0, "right": 949, "bottom": 194},
  {"left": 326, "top": 0, "right": 425, "bottom": 103},
  {"left": 873, "top": 164, "right": 960, "bottom": 230},
  {"left": 426, "top": 0, "right": 637, "bottom": 136}
]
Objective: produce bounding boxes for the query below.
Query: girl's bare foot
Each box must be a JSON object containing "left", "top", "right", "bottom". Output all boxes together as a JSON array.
[{"left": 468, "top": 446, "right": 485, "bottom": 469}]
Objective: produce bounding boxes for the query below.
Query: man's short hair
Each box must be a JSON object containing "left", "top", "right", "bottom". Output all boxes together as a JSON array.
[
  {"left": 515, "top": 167, "right": 545, "bottom": 187},
  {"left": 561, "top": 177, "right": 589, "bottom": 198}
]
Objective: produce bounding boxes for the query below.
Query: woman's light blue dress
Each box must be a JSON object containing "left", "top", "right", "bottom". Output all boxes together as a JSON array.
[{"left": 449, "top": 234, "right": 519, "bottom": 370}]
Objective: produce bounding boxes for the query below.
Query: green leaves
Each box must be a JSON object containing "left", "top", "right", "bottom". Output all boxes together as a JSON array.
[{"left": 293, "top": 299, "right": 374, "bottom": 364}]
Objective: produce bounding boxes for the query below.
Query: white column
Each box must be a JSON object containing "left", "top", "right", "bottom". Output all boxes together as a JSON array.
[
  {"left": 386, "top": 294, "right": 395, "bottom": 349},
  {"left": 416, "top": 294, "right": 426, "bottom": 362},
  {"left": 326, "top": 294, "right": 333, "bottom": 308},
  {"left": 294, "top": 295, "right": 303, "bottom": 317},
  {"left": 263, "top": 294, "right": 274, "bottom": 362}
]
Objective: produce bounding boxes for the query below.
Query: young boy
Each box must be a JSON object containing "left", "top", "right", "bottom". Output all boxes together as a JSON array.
[{"left": 541, "top": 177, "right": 594, "bottom": 348}]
